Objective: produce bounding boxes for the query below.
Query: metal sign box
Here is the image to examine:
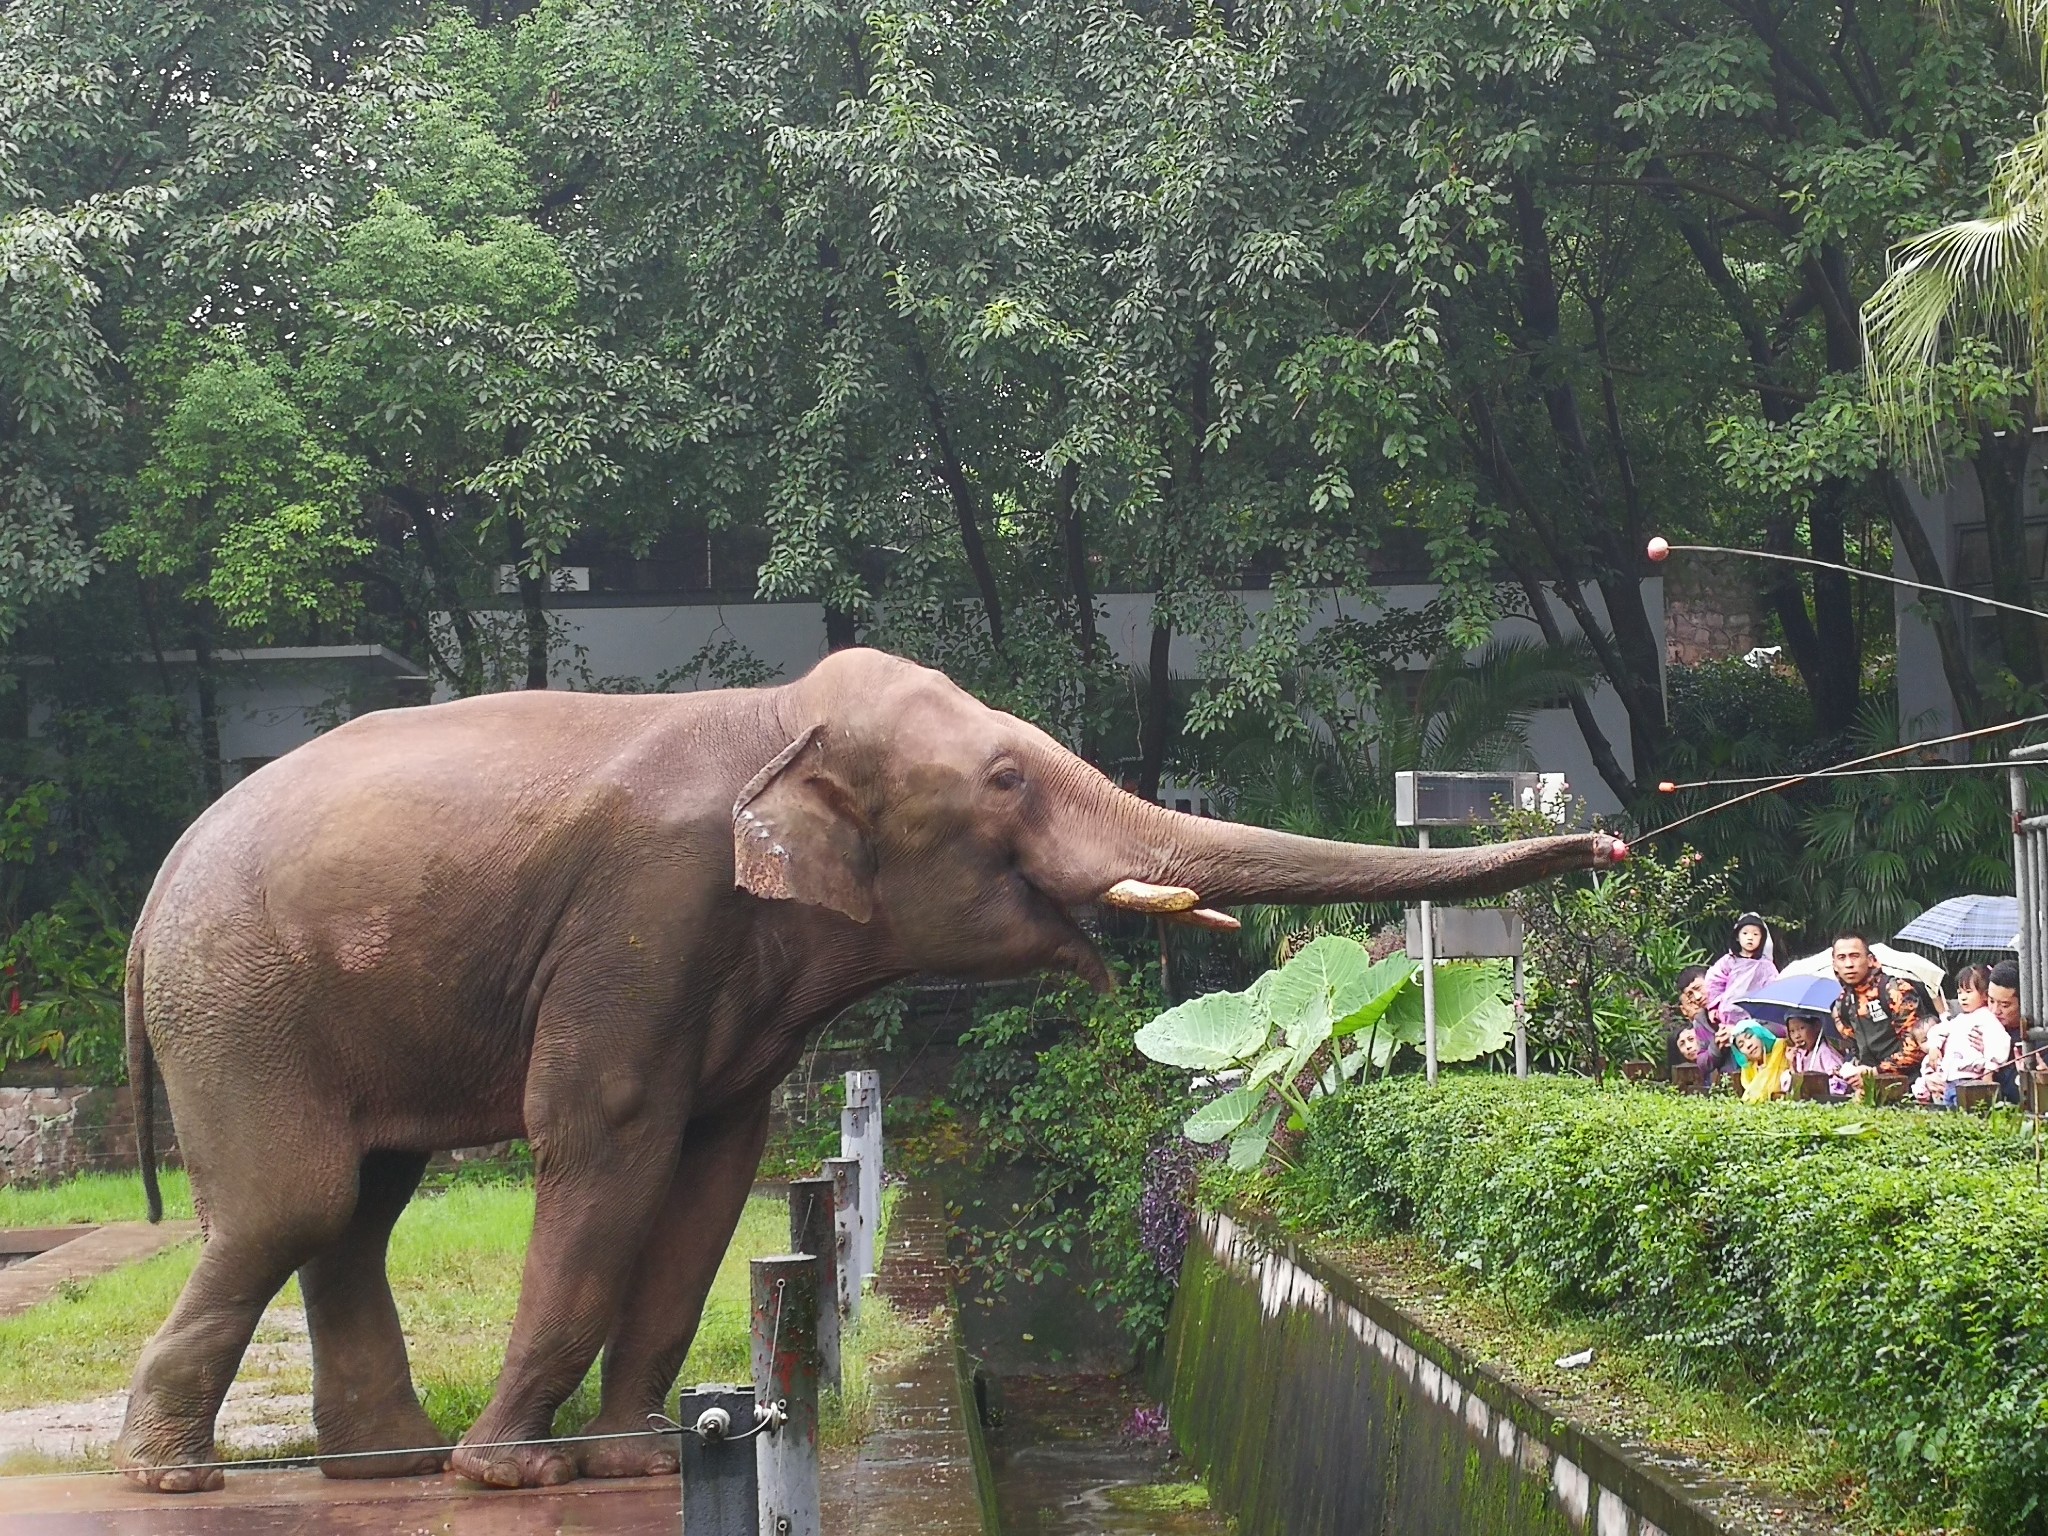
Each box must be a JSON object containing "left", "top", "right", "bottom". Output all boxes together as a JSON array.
[
  {"left": 1393, "top": 770, "right": 1548, "bottom": 828},
  {"left": 1404, "top": 906, "right": 1525, "bottom": 959}
]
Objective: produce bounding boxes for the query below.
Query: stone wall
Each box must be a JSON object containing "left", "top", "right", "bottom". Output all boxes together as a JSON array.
[
  {"left": 1665, "top": 551, "right": 1767, "bottom": 666},
  {"left": 0, "top": 1084, "right": 177, "bottom": 1186}
]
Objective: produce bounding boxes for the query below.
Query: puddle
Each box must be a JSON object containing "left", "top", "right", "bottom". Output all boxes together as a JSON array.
[{"left": 981, "top": 1373, "right": 1229, "bottom": 1535}]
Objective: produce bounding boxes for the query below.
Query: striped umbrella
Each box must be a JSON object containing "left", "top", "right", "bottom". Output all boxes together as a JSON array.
[{"left": 1894, "top": 895, "right": 2020, "bottom": 954}]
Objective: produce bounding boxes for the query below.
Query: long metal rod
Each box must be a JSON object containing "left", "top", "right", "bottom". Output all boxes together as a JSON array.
[
  {"left": 1655, "top": 542, "right": 2048, "bottom": 624},
  {"left": 1418, "top": 827, "right": 1437, "bottom": 1086},
  {"left": 1661, "top": 759, "right": 2014, "bottom": 793},
  {"left": 1649, "top": 713, "right": 2048, "bottom": 840}
]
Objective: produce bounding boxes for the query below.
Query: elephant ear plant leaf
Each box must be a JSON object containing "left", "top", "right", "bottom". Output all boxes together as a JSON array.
[{"left": 1134, "top": 936, "right": 1511, "bottom": 1168}]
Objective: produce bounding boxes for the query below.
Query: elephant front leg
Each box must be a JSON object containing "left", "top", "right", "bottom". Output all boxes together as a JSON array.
[
  {"left": 577, "top": 1098, "right": 773, "bottom": 1478},
  {"left": 449, "top": 1054, "right": 689, "bottom": 1489}
]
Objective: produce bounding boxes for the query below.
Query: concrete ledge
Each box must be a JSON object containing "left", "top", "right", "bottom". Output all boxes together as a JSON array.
[{"left": 0, "top": 1223, "right": 200, "bottom": 1320}]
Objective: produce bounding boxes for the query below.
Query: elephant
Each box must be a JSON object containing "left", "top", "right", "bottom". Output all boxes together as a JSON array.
[{"left": 113, "top": 646, "right": 1621, "bottom": 1491}]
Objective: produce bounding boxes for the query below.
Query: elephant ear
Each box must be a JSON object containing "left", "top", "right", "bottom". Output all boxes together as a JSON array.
[{"left": 732, "top": 725, "right": 876, "bottom": 923}]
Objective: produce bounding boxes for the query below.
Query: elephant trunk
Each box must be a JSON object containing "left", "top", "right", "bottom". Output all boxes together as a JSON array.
[{"left": 1033, "top": 756, "right": 1622, "bottom": 913}]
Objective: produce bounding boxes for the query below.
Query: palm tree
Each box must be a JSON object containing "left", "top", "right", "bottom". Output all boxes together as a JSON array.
[{"left": 1863, "top": 1, "right": 2048, "bottom": 472}]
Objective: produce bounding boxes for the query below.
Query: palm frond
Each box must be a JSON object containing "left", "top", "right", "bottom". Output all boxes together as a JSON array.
[{"left": 1864, "top": 117, "right": 2048, "bottom": 475}]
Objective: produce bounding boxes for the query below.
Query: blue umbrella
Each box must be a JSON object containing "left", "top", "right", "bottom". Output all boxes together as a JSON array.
[
  {"left": 1729, "top": 974, "right": 1843, "bottom": 1028},
  {"left": 1894, "top": 894, "right": 2020, "bottom": 954}
]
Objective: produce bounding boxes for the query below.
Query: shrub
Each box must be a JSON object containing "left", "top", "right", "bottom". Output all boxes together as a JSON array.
[{"left": 1284, "top": 1077, "right": 2048, "bottom": 1535}]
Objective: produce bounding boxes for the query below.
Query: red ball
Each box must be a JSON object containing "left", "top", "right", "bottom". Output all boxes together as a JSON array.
[
  {"left": 1646, "top": 536, "right": 1670, "bottom": 562},
  {"left": 1657, "top": 780, "right": 1676, "bottom": 794},
  {"left": 1609, "top": 839, "right": 1630, "bottom": 863}
]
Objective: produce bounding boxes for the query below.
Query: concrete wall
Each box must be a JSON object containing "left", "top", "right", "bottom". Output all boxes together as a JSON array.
[{"left": 1163, "top": 1211, "right": 1728, "bottom": 1536}]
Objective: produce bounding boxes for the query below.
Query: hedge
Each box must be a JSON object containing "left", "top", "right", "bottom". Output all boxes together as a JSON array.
[{"left": 1284, "top": 1077, "right": 2048, "bottom": 1535}]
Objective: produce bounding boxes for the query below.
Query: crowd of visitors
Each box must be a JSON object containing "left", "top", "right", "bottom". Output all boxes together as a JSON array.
[{"left": 1665, "top": 917, "right": 2044, "bottom": 1105}]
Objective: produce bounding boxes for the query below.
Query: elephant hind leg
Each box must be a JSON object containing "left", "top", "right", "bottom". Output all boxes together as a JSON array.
[
  {"left": 302, "top": 1150, "right": 446, "bottom": 1479},
  {"left": 115, "top": 1140, "right": 360, "bottom": 1491}
]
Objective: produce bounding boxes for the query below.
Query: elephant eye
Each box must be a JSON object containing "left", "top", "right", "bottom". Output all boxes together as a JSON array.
[{"left": 990, "top": 766, "right": 1026, "bottom": 793}]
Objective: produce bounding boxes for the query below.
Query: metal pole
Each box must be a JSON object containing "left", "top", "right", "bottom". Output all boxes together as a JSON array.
[
  {"left": 678, "top": 1383, "right": 757, "bottom": 1536},
  {"left": 822, "top": 1155, "right": 862, "bottom": 1323},
  {"left": 1418, "top": 828, "right": 1438, "bottom": 1084},
  {"left": 785, "top": 1177, "right": 842, "bottom": 1389},
  {"left": 751, "top": 1255, "right": 821, "bottom": 1536},
  {"left": 841, "top": 1070, "right": 881, "bottom": 1288},
  {"left": 1512, "top": 953, "right": 1528, "bottom": 1079}
]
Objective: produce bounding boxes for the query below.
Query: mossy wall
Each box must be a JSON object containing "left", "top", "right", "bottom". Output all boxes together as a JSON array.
[{"left": 1161, "top": 1212, "right": 1723, "bottom": 1536}]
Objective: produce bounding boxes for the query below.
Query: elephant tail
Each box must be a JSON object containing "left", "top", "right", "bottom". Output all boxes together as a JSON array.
[{"left": 126, "top": 944, "right": 162, "bottom": 1225}]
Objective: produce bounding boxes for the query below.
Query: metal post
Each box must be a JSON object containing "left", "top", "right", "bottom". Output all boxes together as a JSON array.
[
  {"left": 785, "top": 1176, "right": 841, "bottom": 1388},
  {"left": 1418, "top": 828, "right": 1438, "bottom": 1084},
  {"left": 822, "top": 1155, "right": 862, "bottom": 1323},
  {"left": 1512, "top": 953, "right": 1528, "bottom": 1079},
  {"left": 840, "top": 1070, "right": 881, "bottom": 1288},
  {"left": 678, "top": 1383, "right": 757, "bottom": 1536},
  {"left": 752, "top": 1255, "right": 821, "bottom": 1536}
]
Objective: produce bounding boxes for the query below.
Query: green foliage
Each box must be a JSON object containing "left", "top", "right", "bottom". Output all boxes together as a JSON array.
[
  {"left": 950, "top": 966, "right": 1191, "bottom": 1351},
  {"left": 1136, "top": 938, "right": 1510, "bottom": 1168},
  {"left": 1495, "top": 805, "right": 1727, "bottom": 1073},
  {"left": 1286, "top": 1077, "right": 2048, "bottom": 1534}
]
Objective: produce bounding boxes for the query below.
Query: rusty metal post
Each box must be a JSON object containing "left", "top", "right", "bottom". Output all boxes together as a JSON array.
[
  {"left": 751, "top": 1254, "right": 821, "bottom": 1536},
  {"left": 786, "top": 1175, "right": 841, "bottom": 1388},
  {"left": 822, "top": 1155, "right": 862, "bottom": 1324},
  {"left": 840, "top": 1069, "right": 881, "bottom": 1290},
  {"left": 678, "top": 1383, "right": 756, "bottom": 1536}
]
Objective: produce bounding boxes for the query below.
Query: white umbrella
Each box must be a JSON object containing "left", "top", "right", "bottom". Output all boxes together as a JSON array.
[{"left": 1780, "top": 943, "right": 1947, "bottom": 994}]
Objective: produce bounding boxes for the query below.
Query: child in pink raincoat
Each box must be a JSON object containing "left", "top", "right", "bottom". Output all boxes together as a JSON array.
[{"left": 1705, "top": 912, "right": 1778, "bottom": 1033}]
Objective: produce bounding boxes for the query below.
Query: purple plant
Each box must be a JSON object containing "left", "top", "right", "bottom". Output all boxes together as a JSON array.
[
  {"left": 1137, "top": 1138, "right": 1219, "bottom": 1281},
  {"left": 1122, "top": 1403, "right": 1171, "bottom": 1444}
]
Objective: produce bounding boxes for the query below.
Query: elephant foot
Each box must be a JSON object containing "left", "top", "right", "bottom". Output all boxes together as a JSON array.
[
  {"left": 113, "top": 1432, "right": 225, "bottom": 1494},
  {"left": 449, "top": 1437, "right": 579, "bottom": 1489},
  {"left": 576, "top": 1425, "right": 679, "bottom": 1479},
  {"left": 315, "top": 1399, "right": 449, "bottom": 1480}
]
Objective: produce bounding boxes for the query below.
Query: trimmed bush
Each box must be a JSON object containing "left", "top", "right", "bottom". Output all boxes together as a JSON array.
[{"left": 1285, "top": 1078, "right": 2048, "bottom": 1535}]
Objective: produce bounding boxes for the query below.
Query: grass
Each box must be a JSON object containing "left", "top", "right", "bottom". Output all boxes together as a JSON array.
[
  {"left": 0, "top": 1170, "right": 192, "bottom": 1226},
  {"left": 0, "top": 1172, "right": 911, "bottom": 1466}
]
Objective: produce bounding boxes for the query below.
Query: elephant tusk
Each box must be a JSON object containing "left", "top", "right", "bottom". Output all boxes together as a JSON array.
[
  {"left": 1166, "top": 907, "right": 1240, "bottom": 932},
  {"left": 1100, "top": 878, "right": 1202, "bottom": 913}
]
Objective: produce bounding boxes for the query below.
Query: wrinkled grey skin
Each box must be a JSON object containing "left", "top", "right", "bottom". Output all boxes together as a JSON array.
[{"left": 115, "top": 648, "right": 1617, "bottom": 1491}]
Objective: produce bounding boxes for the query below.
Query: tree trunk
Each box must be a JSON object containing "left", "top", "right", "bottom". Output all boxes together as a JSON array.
[
  {"left": 1972, "top": 430, "right": 2045, "bottom": 691},
  {"left": 1137, "top": 619, "right": 1173, "bottom": 803},
  {"left": 906, "top": 342, "right": 1006, "bottom": 658},
  {"left": 824, "top": 607, "right": 859, "bottom": 651},
  {"left": 1882, "top": 473, "right": 1986, "bottom": 729},
  {"left": 507, "top": 518, "right": 549, "bottom": 690},
  {"left": 191, "top": 629, "right": 224, "bottom": 801},
  {"left": 393, "top": 487, "right": 483, "bottom": 696}
]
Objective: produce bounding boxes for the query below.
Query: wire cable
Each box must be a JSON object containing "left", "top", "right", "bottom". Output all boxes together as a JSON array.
[
  {"left": 1652, "top": 541, "right": 2048, "bottom": 623},
  {"left": 1647, "top": 712, "right": 2048, "bottom": 840}
]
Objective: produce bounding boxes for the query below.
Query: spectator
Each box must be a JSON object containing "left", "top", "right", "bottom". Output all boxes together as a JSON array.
[
  {"left": 1734, "top": 1021, "right": 1788, "bottom": 1102},
  {"left": 1704, "top": 912, "right": 1778, "bottom": 1031},
  {"left": 1918, "top": 963, "right": 2010, "bottom": 1108},
  {"left": 1987, "top": 960, "right": 2029, "bottom": 1101},
  {"left": 1829, "top": 931, "right": 1929, "bottom": 1084},
  {"left": 1667, "top": 965, "right": 1715, "bottom": 1078},
  {"left": 1784, "top": 1011, "right": 1850, "bottom": 1097}
]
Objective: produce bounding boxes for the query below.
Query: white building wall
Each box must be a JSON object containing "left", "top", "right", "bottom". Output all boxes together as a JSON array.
[{"left": 526, "top": 582, "right": 1653, "bottom": 813}]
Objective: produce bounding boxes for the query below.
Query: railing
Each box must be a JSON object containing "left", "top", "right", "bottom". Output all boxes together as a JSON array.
[{"left": 673, "top": 1069, "right": 884, "bottom": 1536}]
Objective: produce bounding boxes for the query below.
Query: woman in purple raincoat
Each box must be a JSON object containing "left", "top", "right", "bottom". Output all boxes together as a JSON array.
[{"left": 1704, "top": 912, "right": 1778, "bottom": 1033}]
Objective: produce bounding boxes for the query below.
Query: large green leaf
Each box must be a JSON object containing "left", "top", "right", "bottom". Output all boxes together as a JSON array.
[
  {"left": 1225, "top": 1105, "right": 1283, "bottom": 1171},
  {"left": 1330, "top": 953, "right": 1417, "bottom": 1039},
  {"left": 1134, "top": 990, "right": 1267, "bottom": 1069},
  {"left": 1370, "top": 961, "right": 1514, "bottom": 1067},
  {"left": 1183, "top": 1087, "right": 1261, "bottom": 1144},
  {"left": 1264, "top": 935, "right": 1377, "bottom": 1042}
]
